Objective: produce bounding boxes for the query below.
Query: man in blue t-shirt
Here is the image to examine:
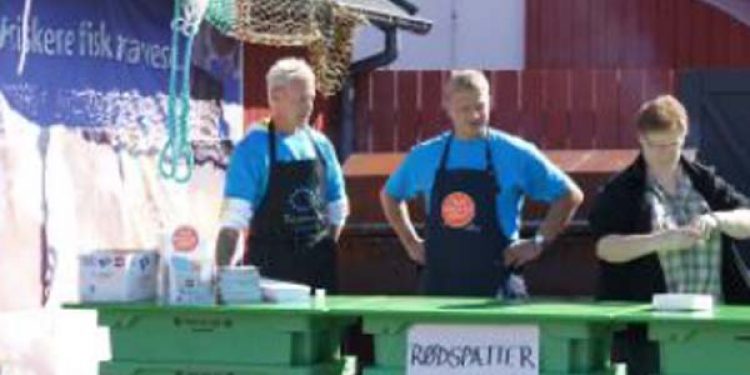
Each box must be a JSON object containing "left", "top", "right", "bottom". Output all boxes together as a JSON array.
[
  {"left": 381, "top": 70, "right": 583, "bottom": 298},
  {"left": 216, "top": 58, "right": 348, "bottom": 292}
]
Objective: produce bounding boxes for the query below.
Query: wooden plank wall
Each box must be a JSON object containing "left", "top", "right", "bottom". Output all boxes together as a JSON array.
[
  {"left": 526, "top": 0, "right": 750, "bottom": 69},
  {"left": 352, "top": 69, "right": 676, "bottom": 152},
  {"left": 243, "top": 1, "right": 750, "bottom": 150},
  {"left": 349, "top": 0, "right": 750, "bottom": 152}
]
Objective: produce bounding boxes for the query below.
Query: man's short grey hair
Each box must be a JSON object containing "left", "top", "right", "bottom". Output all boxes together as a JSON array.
[
  {"left": 444, "top": 70, "right": 490, "bottom": 98},
  {"left": 266, "top": 58, "right": 316, "bottom": 91}
]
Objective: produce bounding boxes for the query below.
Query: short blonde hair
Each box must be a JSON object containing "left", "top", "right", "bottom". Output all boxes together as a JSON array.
[
  {"left": 636, "top": 94, "right": 688, "bottom": 133},
  {"left": 266, "top": 58, "right": 316, "bottom": 91},
  {"left": 444, "top": 70, "right": 490, "bottom": 99}
]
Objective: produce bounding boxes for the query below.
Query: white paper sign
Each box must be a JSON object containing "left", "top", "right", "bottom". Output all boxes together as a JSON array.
[{"left": 407, "top": 324, "right": 539, "bottom": 375}]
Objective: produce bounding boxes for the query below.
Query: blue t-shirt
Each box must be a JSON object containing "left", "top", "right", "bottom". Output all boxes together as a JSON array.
[
  {"left": 385, "top": 129, "right": 572, "bottom": 240},
  {"left": 224, "top": 124, "right": 346, "bottom": 207}
]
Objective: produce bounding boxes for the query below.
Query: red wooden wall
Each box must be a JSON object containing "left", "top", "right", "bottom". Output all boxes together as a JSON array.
[
  {"left": 353, "top": 69, "right": 675, "bottom": 152},
  {"left": 242, "top": 44, "right": 339, "bottom": 141},
  {"left": 236, "top": 1, "right": 750, "bottom": 297},
  {"left": 526, "top": 0, "right": 750, "bottom": 69},
  {"left": 349, "top": 0, "right": 750, "bottom": 152},
  {"left": 242, "top": 0, "right": 750, "bottom": 151}
]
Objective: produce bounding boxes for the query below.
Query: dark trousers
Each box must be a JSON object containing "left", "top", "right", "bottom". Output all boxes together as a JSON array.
[{"left": 612, "top": 325, "right": 660, "bottom": 375}]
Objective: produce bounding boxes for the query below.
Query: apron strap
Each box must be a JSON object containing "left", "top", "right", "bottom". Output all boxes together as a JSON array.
[
  {"left": 484, "top": 134, "right": 496, "bottom": 175},
  {"left": 268, "top": 120, "right": 278, "bottom": 165},
  {"left": 437, "top": 130, "right": 499, "bottom": 178},
  {"left": 433, "top": 130, "right": 501, "bottom": 198},
  {"left": 264, "top": 121, "right": 278, "bottom": 199},
  {"left": 304, "top": 127, "right": 328, "bottom": 202},
  {"left": 304, "top": 127, "right": 328, "bottom": 170},
  {"left": 437, "top": 132, "right": 454, "bottom": 171},
  {"left": 268, "top": 120, "right": 326, "bottom": 169}
]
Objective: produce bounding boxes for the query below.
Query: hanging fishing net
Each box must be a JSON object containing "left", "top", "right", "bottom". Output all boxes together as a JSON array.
[{"left": 204, "top": 0, "right": 365, "bottom": 96}]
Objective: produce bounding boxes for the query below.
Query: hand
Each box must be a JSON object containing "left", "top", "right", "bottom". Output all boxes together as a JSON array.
[
  {"left": 655, "top": 227, "right": 704, "bottom": 252},
  {"left": 404, "top": 238, "right": 426, "bottom": 265},
  {"left": 689, "top": 214, "right": 720, "bottom": 239},
  {"left": 504, "top": 240, "right": 542, "bottom": 268}
]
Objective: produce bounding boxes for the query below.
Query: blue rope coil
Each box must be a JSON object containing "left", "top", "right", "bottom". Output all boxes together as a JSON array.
[{"left": 158, "top": 0, "right": 200, "bottom": 183}]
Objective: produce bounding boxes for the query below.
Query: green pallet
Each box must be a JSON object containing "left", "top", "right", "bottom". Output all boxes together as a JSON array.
[
  {"left": 100, "top": 359, "right": 355, "bottom": 375},
  {"left": 93, "top": 304, "right": 354, "bottom": 366}
]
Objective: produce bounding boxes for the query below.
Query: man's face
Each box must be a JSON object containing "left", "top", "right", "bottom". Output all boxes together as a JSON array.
[
  {"left": 445, "top": 89, "right": 489, "bottom": 131},
  {"left": 272, "top": 78, "right": 315, "bottom": 125},
  {"left": 639, "top": 128, "right": 686, "bottom": 170}
]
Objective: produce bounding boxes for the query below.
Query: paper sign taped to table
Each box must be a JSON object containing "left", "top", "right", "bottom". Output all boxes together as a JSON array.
[{"left": 407, "top": 324, "right": 539, "bottom": 375}]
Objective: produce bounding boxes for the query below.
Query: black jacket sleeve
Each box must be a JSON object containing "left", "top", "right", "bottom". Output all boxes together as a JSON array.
[
  {"left": 708, "top": 173, "right": 750, "bottom": 211},
  {"left": 589, "top": 178, "right": 639, "bottom": 241},
  {"left": 690, "top": 162, "right": 750, "bottom": 211}
]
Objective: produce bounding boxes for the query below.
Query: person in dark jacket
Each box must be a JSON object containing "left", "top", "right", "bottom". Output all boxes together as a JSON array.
[{"left": 589, "top": 94, "right": 750, "bottom": 374}]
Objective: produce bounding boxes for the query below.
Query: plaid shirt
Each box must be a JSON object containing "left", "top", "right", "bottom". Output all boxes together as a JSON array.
[{"left": 646, "top": 170, "right": 723, "bottom": 299}]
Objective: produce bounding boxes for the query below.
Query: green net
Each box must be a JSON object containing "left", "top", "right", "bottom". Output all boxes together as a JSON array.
[{"left": 204, "top": 0, "right": 236, "bottom": 35}]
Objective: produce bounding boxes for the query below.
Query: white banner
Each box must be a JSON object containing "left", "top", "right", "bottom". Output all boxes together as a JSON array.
[{"left": 407, "top": 324, "right": 539, "bottom": 375}]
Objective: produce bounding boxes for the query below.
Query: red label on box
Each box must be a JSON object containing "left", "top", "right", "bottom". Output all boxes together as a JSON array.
[{"left": 172, "top": 226, "right": 199, "bottom": 252}]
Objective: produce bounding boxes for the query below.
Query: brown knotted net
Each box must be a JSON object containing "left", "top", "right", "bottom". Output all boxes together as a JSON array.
[{"left": 205, "top": 0, "right": 365, "bottom": 96}]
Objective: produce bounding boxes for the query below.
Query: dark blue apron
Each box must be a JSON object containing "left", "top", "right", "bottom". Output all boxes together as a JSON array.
[
  {"left": 243, "top": 121, "right": 337, "bottom": 292},
  {"left": 422, "top": 132, "right": 520, "bottom": 297}
]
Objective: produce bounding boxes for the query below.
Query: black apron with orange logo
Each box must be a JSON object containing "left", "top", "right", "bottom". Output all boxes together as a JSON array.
[{"left": 422, "top": 133, "right": 512, "bottom": 296}]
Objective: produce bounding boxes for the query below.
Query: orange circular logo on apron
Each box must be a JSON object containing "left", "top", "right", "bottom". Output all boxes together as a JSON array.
[
  {"left": 172, "top": 225, "right": 199, "bottom": 252},
  {"left": 441, "top": 192, "right": 476, "bottom": 228}
]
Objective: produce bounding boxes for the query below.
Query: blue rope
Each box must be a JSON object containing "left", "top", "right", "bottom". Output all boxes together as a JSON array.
[{"left": 159, "top": 0, "right": 198, "bottom": 183}]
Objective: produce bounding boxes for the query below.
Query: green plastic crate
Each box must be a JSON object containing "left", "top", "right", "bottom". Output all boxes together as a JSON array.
[
  {"left": 649, "top": 322, "right": 750, "bottom": 375},
  {"left": 91, "top": 304, "right": 355, "bottom": 366},
  {"left": 99, "top": 358, "right": 356, "bottom": 375},
  {"left": 612, "top": 304, "right": 750, "bottom": 375},
  {"left": 324, "top": 297, "right": 627, "bottom": 375}
]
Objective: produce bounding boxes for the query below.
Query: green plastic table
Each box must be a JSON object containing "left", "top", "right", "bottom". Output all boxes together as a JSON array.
[
  {"left": 615, "top": 305, "right": 750, "bottom": 375},
  {"left": 68, "top": 297, "right": 656, "bottom": 375},
  {"left": 324, "top": 296, "right": 644, "bottom": 375},
  {"left": 67, "top": 302, "right": 357, "bottom": 375}
]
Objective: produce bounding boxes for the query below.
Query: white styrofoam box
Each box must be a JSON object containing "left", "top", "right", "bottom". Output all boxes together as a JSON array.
[
  {"left": 218, "top": 275, "right": 260, "bottom": 282},
  {"left": 159, "top": 224, "right": 216, "bottom": 306},
  {"left": 652, "top": 293, "right": 715, "bottom": 311},
  {"left": 221, "top": 287, "right": 261, "bottom": 294},
  {"left": 218, "top": 277, "right": 261, "bottom": 287},
  {"left": 260, "top": 278, "right": 311, "bottom": 304},
  {"left": 217, "top": 265, "right": 260, "bottom": 275},
  {"left": 79, "top": 250, "right": 159, "bottom": 303},
  {"left": 219, "top": 287, "right": 262, "bottom": 296},
  {"left": 217, "top": 271, "right": 260, "bottom": 280},
  {"left": 217, "top": 266, "right": 263, "bottom": 304},
  {"left": 221, "top": 292, "right": 262, "bottom": 299},
  {"left": 221, "top": 291, "right": 263, "bottom": 304},
  {"left": 166, "top": 254, "right": 215, "bottom": 305},
  {"left": 218, "top": 279, "right": 260, "bottom": 288}
]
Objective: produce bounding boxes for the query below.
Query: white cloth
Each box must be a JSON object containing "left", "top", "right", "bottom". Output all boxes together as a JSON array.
[
  {"left": 219, "top": 197, "right": 349, "bottom": 229},
  {"left": 326, "top": 198, "right": 349, "bottom": 227},
  {"left": 220, "top": 198, "right": 254, "bottom": 230}
]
